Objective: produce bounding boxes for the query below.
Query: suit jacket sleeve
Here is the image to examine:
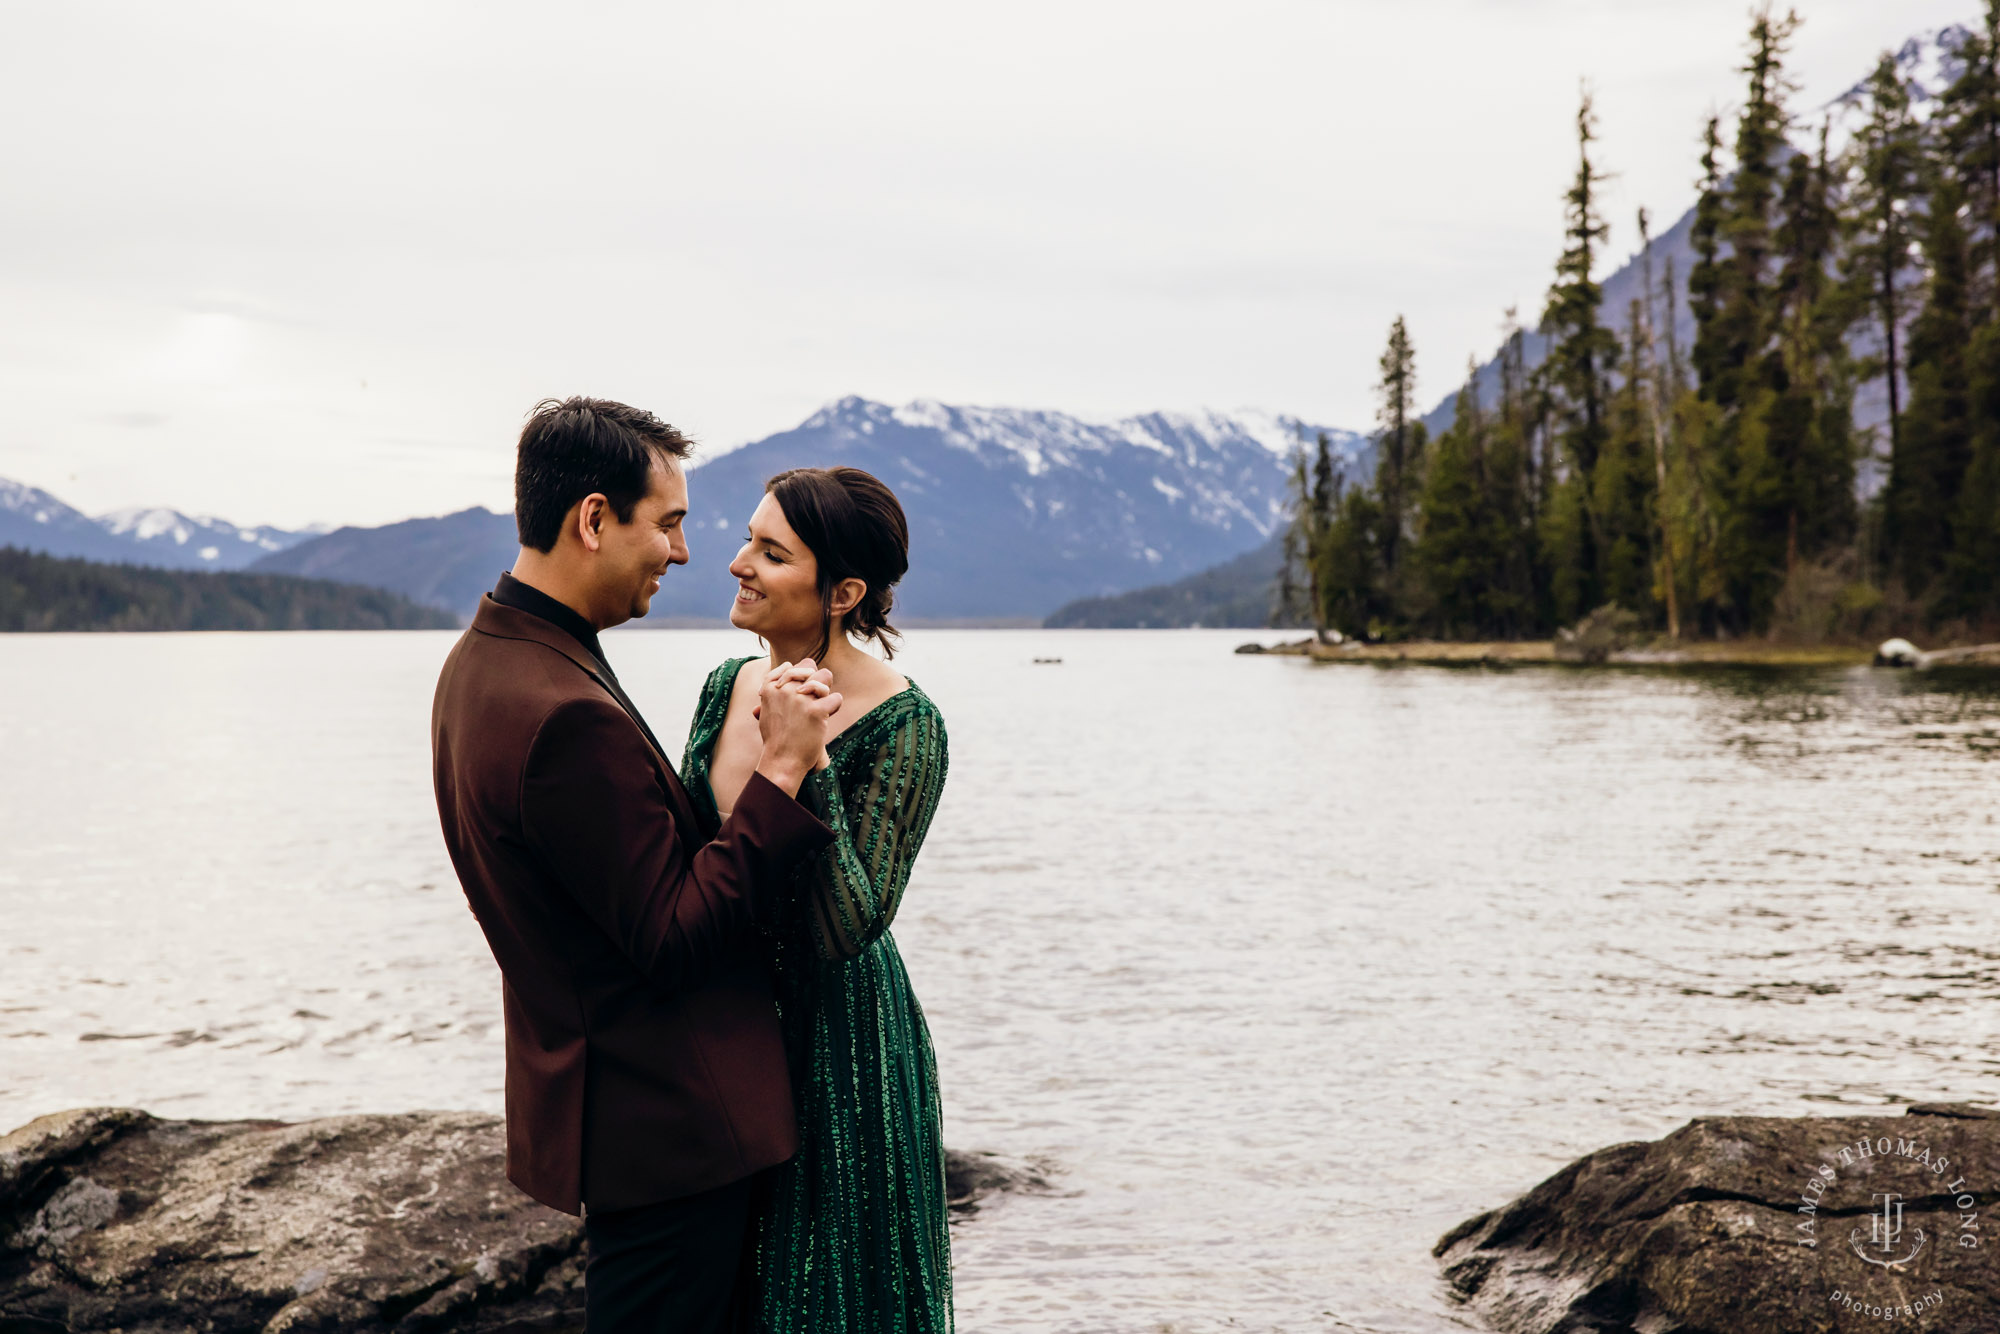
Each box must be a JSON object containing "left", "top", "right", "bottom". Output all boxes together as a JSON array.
[{"left": 518, "top": 695, "right": 833, "bottom": 993}]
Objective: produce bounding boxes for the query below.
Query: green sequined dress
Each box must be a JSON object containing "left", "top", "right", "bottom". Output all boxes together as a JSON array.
[{"left": 682, "top": 657, "right": 953, "bottom": 1334}]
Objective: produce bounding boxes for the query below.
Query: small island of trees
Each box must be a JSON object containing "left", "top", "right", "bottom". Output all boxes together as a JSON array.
[{"left": 1282, "top": 5, "right": 2000, "bottom": 651}]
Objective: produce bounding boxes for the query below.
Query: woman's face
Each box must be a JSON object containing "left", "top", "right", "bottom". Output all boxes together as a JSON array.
[{"left": 727, "top": 494, "right": 823, "bottom": 641}]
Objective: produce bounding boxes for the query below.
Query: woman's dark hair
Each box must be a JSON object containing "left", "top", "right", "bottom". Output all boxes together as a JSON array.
[
  {"left": 515, "top": 396, "right": 694, "bottom": 552},
  {"left": 765, "top": 467, "right": 909, "bottom": 661}
]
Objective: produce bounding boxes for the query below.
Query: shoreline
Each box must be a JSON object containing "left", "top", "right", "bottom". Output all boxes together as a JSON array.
[{"left": 1238, "top": 638, "right": 1982, "bottom": 668}]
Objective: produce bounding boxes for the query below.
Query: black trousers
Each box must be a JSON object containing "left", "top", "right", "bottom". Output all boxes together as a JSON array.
[{"left": 583, "top": 1173, "right": 759, "bottom": 1334}]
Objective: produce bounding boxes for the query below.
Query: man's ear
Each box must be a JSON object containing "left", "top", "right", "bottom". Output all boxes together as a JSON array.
[
  {"left": 829, "top": 577, "right": 867, "bottom": 618},
  {"left": 574, "top": 494, "right": 609, "bottom": 553}
]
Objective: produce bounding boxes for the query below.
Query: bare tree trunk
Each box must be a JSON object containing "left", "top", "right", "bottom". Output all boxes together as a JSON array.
[{"left": 1637, "top": 209, "right": 1682, "bottom": 639}]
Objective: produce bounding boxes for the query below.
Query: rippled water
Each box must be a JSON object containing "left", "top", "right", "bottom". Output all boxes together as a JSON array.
[{"left": 4, "top": 629, "right": 2000, "bottom": 1332}]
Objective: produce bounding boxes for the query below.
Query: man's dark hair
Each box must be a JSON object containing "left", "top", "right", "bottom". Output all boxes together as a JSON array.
[{"left": 514, "top": 397, "right": 694, "bottom": 553}]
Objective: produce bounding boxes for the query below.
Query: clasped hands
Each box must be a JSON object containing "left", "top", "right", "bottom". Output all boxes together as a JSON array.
[{"left": 754, "top": 657, "right": 842, "bottom": 791}]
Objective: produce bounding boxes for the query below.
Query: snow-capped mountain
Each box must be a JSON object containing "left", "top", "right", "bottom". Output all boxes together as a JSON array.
[
  {"left": 0, "top": 478, "right": 319, "bottom": 570},
  {"left": 1827, "top": 24, "right": 1968, "bottom": 120},
  {"left": 95, "top": 506, "right": 319, "bottom": 567},
  {"left": 254, "top": 397, "right": 1371, "bottom": 621}
]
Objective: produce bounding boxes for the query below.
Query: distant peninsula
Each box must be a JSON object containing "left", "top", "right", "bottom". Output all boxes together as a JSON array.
[{"left": 0, "top": 547, "right": 459, "bottom": 632}]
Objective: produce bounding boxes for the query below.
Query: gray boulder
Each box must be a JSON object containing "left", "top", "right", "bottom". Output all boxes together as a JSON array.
[
  {"left": 1, "top": 1108, "right": 1043, "bottom": 1332},
  {"left": 1436, "top": 1103, "right": 2000, "bottom": 1333}
]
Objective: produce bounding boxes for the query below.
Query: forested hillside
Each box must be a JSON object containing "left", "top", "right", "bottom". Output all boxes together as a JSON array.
[
  {"left": 1283, "top": 11, "right": 2000, "bottom": 646},
  {"left": 0, "top": 547, "right": 459, "bottom": 632}
]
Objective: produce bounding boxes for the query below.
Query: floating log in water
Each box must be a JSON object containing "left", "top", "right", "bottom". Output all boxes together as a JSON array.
[{"left": 1884, "top": 640, "right": 2000, "bottom": 669}]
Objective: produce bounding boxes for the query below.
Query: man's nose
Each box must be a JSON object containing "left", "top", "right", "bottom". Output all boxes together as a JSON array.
[{"left": 670, "top": 533, "right": 689, "bottom": 566}]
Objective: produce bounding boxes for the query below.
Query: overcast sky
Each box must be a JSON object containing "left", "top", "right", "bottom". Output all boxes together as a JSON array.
[{"left": 0, "top": 0, "right": 1970, "bottom": 527}]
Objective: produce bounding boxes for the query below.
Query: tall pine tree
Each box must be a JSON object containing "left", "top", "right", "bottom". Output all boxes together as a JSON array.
[
  {"left": 1849, "top": 49, "right": 1926, "bottom": 560},
  {"left": 1539, "top": 88, "right": 1618, "bottom": 625}
]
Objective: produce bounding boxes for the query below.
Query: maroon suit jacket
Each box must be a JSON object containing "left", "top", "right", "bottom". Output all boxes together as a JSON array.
[{"left": 431, "top": 597, "right": 830, "bottom": 1215}]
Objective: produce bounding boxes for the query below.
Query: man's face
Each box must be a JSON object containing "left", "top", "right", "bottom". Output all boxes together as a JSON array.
[{"left": 596, "top": 455, "right": 689, "bottom": 625}]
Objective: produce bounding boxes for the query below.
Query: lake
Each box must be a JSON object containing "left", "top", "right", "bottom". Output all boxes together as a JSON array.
[{"left": 3, "top": 628, "right": 1999, "bottom": 1333}]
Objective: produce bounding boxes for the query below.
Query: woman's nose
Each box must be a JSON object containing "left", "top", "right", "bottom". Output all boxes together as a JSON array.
[{"left": 727, "top": 546, "right": 753, "bottom": 579}]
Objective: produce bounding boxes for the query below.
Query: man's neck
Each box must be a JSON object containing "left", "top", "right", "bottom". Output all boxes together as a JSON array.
[{"left": 510, "top": 551, "right": 607, "bottom": 631}]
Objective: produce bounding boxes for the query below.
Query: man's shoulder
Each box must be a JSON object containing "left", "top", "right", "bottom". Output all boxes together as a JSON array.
[{"left": 436, "top": 625, "right": 614, "bottom": 741}]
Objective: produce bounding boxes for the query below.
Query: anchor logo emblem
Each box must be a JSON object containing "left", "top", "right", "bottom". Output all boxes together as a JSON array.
[{"left": 1850, "top": 1192, "right": 1926, "bottom": 1268}]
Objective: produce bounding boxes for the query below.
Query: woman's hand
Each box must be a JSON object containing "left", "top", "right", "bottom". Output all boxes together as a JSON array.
[
  {"left": 767, "top": 660, "right": 837, "bottom": 771},
  {"left": 753, "top": 658, "right": 841, "bottom": 795},
  {"left": 752, "top": 659, "right": 836, "bottom": 718}
]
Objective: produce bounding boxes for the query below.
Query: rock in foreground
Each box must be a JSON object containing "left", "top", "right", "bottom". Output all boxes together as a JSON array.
[
  {"left": 1, "top": 1108, "right": 1043, "bottom": 1332},
  {"left": 1436, "top": 1103, "right": 2000, "bottom": 1333}
]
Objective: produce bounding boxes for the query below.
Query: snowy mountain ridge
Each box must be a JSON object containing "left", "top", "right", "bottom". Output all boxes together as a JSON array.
[{"left": 0, "top": 479, "right": 319, "bottom": 570}]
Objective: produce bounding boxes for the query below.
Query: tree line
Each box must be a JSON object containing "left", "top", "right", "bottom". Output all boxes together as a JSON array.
[
  {"left": 0, "top": 546, "right": 459, "bottom": 632},
  {"left": 1282, "top": 5, "right": 2000, "bottom": 645}
]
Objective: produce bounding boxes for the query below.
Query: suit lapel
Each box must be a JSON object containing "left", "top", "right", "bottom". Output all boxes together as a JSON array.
[{"left": 472, "top": 598, "right": 702, "bottom": 826}]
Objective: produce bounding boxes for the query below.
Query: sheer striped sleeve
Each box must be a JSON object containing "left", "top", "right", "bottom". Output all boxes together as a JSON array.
[{"left": 796, "top": 697, "right": 948, "bottom": 962}]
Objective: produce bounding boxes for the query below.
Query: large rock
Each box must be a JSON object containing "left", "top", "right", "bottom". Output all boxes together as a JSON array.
[
  {"left": 1436, "top": 1103, "right": 2000, "bottom": 1333},
  {"left": 1, "top": 1109, "right": 1042, "bottom": 1332}
]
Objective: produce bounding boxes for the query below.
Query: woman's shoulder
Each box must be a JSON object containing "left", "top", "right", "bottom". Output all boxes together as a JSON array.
[
  {"left": 696, "top": 654, "right": 760, "bottom": 712},
  {"left": 840, "top": 674, "right": 945, "bottom": 751}
]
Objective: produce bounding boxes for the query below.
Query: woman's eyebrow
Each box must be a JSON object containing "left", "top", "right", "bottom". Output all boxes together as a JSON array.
[{"left": 749, "top": 531, "right": 793, "bottom": 555}]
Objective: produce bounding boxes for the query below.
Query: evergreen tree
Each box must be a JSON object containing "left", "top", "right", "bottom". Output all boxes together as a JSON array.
[
  {"left": 1770, "top": 119, "right": 1859, "bottom": 569},
  {"left": 1940, "top": 4, "right": 2000, "bottom": 320},
  {"left": 1416, "top": 365, "right": 1536, "bottom": 638},
  {"left": 1539, "top": 88, "right": 1618, "bottom": 625},
  {"left": 1373, "top": 315, "right": 1423, "bottom": 593},
  {"left": 1897, "top": 170, "right": 1975, "bottom": 603},
  {"left": 1415, "top": 377, "right": 1489, "bottom": 638},
  {"left": 1702, "top": 8, "right": 1811, "bottom": 632},
  {"left": 1319, "top": 486, "right": 1389, "bottom": 640},
  {"left": 1595, "top": 300, "right": 1660, "bottom": 618},
  {"left": 1848, "top": 51, "right": 1925, "bottom": 491},
  {"left": 1688, "top": 116, "right": 1729, "bottom": 397},
  {"left": 1937, "top": 8, "right": 2000, "bottom": 624},
  {"left": 1943, "top": 328, "right": 2000, "bottom": 621}
]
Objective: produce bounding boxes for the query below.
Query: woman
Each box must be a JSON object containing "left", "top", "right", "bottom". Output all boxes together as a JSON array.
[{"left": 680, "top": 466, "right": 953, "bottom": 1334}]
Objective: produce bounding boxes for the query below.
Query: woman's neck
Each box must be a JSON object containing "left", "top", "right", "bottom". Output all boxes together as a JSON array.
[{"left": 766, "top": 629, "right": 867, "bottom": 685}]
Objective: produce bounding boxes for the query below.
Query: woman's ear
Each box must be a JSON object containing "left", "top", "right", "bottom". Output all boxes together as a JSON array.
[{"left": 828, "top": 577, "right": 867, "bottom": 619}]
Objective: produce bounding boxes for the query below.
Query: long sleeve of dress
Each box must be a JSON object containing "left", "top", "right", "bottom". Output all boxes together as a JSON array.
[{"left": 796, "top": 701, "right": 948, "bottom": 962}]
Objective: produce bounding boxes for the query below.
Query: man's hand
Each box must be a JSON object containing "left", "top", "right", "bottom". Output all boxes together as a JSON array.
[{"left": 754, "top": 658, "right": 841, "bottom": 796}]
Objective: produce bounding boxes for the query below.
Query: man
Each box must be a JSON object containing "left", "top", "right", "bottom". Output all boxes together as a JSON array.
[{"left": 431, "top": 396, "right": 840, "bottom": 1333}]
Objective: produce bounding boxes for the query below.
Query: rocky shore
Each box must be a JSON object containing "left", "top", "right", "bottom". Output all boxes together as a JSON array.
[
  {"left": 1238, "top": 637, "right": 1878, "bottom": 667},
  {"left": 1436, "top": 1103, "right": 2000, "bottom": 1333},
  {"left": 1237, "top": 635, "right": 2000, "bottom": 670},
  {"left": 0, "top": 1108, "right": 1051, "bottom": 1333}
]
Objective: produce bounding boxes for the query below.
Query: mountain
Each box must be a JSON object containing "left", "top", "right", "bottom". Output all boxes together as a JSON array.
[
  {"left": 0, "top": 547, "right": 458, "bottom": 632},
  {"left": 0, "top": 479, "right": 319, "bottom": 570},
  {"left": 94, "top": 507, "right": 316, "bottom": 569},
  {"left": 1043, "top": 531, "right": 1293, "bottom": 628},
  {"left": 253, "top": 397, "right": 1371, "bottom": 622},
  {"left": 250, "top": 506, "right": 518, "bottom": 622}
]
